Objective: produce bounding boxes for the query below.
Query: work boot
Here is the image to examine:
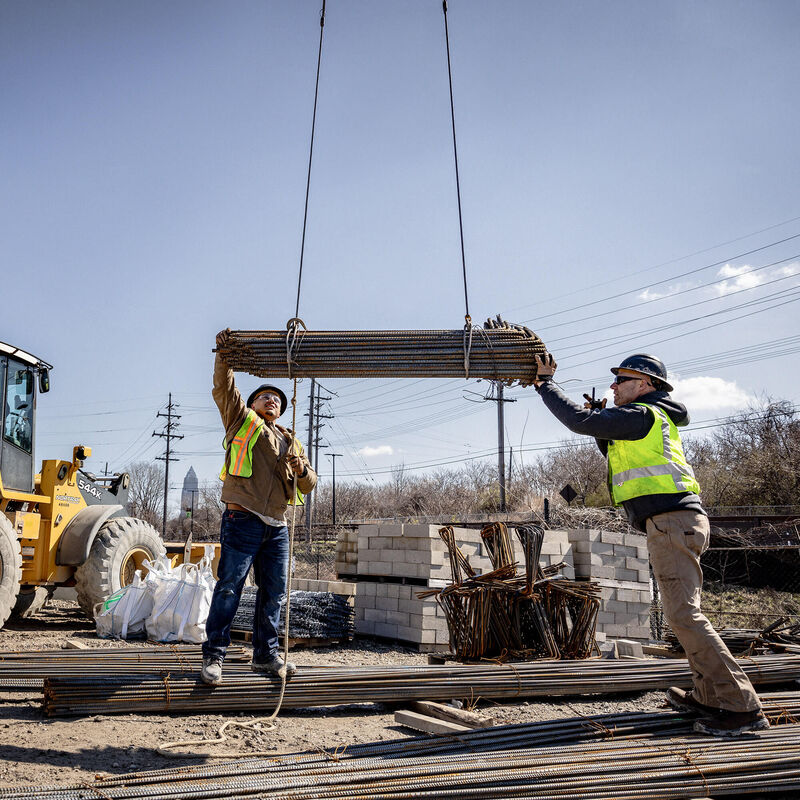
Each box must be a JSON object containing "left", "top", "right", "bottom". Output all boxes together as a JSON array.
[
  {"left": 200, "top": 657, "right": 223, "bottom": 686},
  {"left": 251, "top": 654, "right": 297, "bottom": 679},
  {"left": 693, "top": 709, "right": 769, "bottom": 738},
  {"left": 664, "top": 686, "right": 720, "bottom": 716}
]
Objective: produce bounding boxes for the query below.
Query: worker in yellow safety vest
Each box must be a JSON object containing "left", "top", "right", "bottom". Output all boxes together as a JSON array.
[
  {"left": 201, "top": 329, "right": 317, "bottom": 686},
  {"left": 532, "top": 352, "right": 768, "bottom": 737}
]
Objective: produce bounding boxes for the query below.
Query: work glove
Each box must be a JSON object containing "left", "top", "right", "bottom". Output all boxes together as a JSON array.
[
  {"left": 533, "top": 353, "right": 557, "bottom": 386},
  {"left": 583, "top": 393, "right": 607, "bottom": 411},
  {"left": 215, "top": 328, "right": 232, "bottom": 350}
]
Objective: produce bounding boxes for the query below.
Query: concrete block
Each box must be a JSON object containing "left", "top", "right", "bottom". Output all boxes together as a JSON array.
[
  {"left": 435, "top": 628, "right": 451, "bottom": 644},
  {"left": 605, "top": 600, "right": 628, "bottom": 613},
  {"left": 374, "top": 622, "right": 398, "bottom": 638},
  {"left": 616, "top": 569, "right": 640, "bottom": 582},
  {"left": 614, "top": 639, "right": 644, "bottom": 658},
  {"left": 600, "top": 531, "right": 624, "bottom": 545},
  {"left": 386, "top": 610, "right": 410, "bottom": 627},
  {"left": 401, "top": 524, "right": 434, "bottom": 538},
  {"left": 356, "top": 619, "right": 375, "bottom": 635},
  {"left": 387, "top": 584, "right": 400, "bottom": 598},
  {"left": 591, "top": 566, "right": 617, "bottom": 580},
  {"left": 419, "top": 629, "right": 436, "bottom": 644},
  {"left": 597, "top": 611, "right": 615, "bottom": 624},
  {"left": 638, "top": 569, "right": 651, "bottom": 583},
  {"left": 369, "top": 561, "right": 392, "bottom": 575},
  {"left": 378, "top": 524, "right": 404, "bottom": 537},
  {"left": 375, "top": 596, "right": 398, "bottom": 612},
  {"left": 568, "top": 529, "right": 601, "bottom": 543},
  {"left": 364, "top": 608, "right": 385, "bottom": 623},
  {"left": 397, "top": 626, "right": 421, "bottom": 643}
]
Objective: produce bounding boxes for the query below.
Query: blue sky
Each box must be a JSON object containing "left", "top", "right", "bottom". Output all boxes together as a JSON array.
[{"left": 2, "top": 1, "right": 799, "bottom": 505}]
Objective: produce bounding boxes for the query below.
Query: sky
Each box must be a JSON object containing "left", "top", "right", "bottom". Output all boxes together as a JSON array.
[{"left": 2, "top": 1, "right": 799, "bottom": 509}]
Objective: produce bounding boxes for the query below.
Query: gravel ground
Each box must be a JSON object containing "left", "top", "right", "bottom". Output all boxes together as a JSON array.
[{"left": 0, "top": 599, "right": 666, "bottom": 790}]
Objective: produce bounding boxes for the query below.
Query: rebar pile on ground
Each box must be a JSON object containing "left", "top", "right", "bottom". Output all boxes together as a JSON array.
[
  {"left": 6, "top": 705, "right": 800, "bottom": 799},
  {"left": 0, "top": 645, "right": 251, "bottom": 689},
  {"left": 231, "top": 588, "right": 354, "bottom": 640},
  {"left": 423, "top": 522, "right": 600, "bottom": 660},
  {"left": 215, "top": 318, "right": 549, "bottom": 386},
  {"left": 41, "top": 653, "right": 800, "bottom": 717},
  {"left": 665, "top": 616, "right": 800, "bottom": 655}
]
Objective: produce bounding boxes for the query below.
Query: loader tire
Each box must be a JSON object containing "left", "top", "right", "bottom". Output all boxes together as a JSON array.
[
  {"left": 12, "top": 585, "right": 53, "bottom": 619},
  {"left": 75, "top": 516, "right": 165, "bottom": 617},
  {"left": 0, "top": 515, "right": 23, "bottom": 630}
]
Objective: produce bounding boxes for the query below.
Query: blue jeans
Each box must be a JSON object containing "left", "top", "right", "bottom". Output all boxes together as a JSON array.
[{"left": 202, "top": 510, "right": 289, "bottom": 664}]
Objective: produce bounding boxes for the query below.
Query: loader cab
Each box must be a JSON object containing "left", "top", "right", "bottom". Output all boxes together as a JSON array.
[{"left": 0, "top": 343, "right": 50, "bottom": 493}]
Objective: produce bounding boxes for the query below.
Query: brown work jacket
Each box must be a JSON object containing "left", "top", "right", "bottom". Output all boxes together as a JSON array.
[{"left": 213, "top": 353, "right": 317, "bottom": 520}]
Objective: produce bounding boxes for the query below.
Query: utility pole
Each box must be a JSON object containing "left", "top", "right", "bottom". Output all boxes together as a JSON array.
[
  {"left": 153, "top": 393, "right": 183, "bottom": 537},
  {"left": 304, "top": 381, "right": 334, "bottom": 535},
  {"left": 327, "top": 453, "right": 342, "bottom": 525},
  {"left": 305, "top": 379, "right": 316, "bottom": 539},
  {"left": 486, "top": 382, "right": 516, "bottom": 513},
  {"left": 313, "top": 382, "right": 332, "bottom": 474}
]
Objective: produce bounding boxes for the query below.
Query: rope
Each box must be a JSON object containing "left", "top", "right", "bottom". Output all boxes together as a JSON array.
[
  {"left": 442, "top": 0, "right": 470, "bottom": 323},
  {"left": 158, "top": 378, "right": 301, "bottom": 759},
  {"left": 294, "top": 0, "right": 327, "bottom": 320}
]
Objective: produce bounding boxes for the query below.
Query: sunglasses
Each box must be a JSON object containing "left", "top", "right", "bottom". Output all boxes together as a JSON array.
[{"left": 613, "top": 375, "right": 639, "bottom": 385}]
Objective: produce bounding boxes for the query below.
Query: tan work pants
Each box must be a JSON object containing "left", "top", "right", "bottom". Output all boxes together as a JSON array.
[{"left": 646, "top": 510, "right": 761, "bottom": 713}]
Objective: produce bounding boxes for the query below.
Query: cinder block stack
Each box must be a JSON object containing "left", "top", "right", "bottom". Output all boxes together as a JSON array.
[
  {"left": 334, "top": 527, "right": 359, "bottom": 577},
  {"left": 567, "top": 529, "right": 651, "bottom": 642},
  {"left": 344, "top": 524, "right": 576, "bottom": 651}
]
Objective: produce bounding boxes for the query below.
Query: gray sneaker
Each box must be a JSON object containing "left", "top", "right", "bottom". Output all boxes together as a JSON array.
[
  {"left": 251, "top": 654, "right": 296, "bottom": 679},
  {"left": 693, "top": 709, "right": 769, "bottom": 737},
  {"left": 200, "top": 657, "right": 223, "bottom": 685}
]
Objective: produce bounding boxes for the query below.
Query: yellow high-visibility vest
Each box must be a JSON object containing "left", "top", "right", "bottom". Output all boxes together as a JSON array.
[
  {"left": 220, "top": 409, "right": 305, "bottom": 505},
  {"left": 607, "top": 403, "right": 700, "bottom": 505}
]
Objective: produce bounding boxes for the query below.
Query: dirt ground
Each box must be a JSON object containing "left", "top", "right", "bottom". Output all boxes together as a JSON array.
[{"left": 0, "top": 599, "right": 665, "bottom": 790}]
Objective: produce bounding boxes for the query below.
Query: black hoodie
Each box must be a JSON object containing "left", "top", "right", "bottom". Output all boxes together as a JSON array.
[{"left": 535, "top": 382, "right": 705, "bottom": 531}]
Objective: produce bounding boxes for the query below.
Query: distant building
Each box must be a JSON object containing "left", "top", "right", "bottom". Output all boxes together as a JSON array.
[{"left": 181, "top": 466, "right": 198, "bottom": 513}]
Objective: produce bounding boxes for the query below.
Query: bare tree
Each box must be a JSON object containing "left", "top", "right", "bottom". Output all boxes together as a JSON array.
[{"left": 124, "top": 461, "right": 165, "bottom": 527}]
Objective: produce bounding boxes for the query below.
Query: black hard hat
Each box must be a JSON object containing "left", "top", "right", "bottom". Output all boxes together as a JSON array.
[
  {"left": 246, "top": 384, "right": 288, "bottom": 415},
  {"left": 610, "top": 354, "right": 673, "bottom": 392}
]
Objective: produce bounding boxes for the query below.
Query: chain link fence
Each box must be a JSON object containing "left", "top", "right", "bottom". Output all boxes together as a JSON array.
[
  {"left": 651, "top": 518, "right": 800, "bottom": 640},
  {"left": 292, "top": 525, "right": 353, "bottom": 581}
]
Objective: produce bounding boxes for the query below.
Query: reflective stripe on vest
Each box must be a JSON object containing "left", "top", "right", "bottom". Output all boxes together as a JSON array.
[
  {"left": 220, "top": 409, "right": 263, "bottom": 480},
  {"left": 220, "top": 412, "right": 306, "bottom": 506},
  {"left": 607, "top": 403, "right": 700, "bottom": 505}
]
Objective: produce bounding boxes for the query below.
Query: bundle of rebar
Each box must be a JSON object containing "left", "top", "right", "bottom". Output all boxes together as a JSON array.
[
  {"left": 6, "top": 704, "right": 800, "bottom": 799},
  {"left": 215, "top": 317, "right": 549, "bottom": 386},
  {"left": 665, "top": 616, "right": 800, "bottom": 655},
  {"left": 41, "top": 653, "right": 800, "bottom": 717},
  {"left": 0, "top": 645, "right": 250, "bottom": 689},
  {"left": 231, "top": 588, "right": 354, "bottom": 640},
  {"left": 424, "top": 523, "right": 600, "bottom": 660}
]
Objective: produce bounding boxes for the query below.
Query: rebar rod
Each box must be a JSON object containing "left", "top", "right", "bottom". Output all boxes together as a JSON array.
[
  {"left": 0, "top": 645, "right": 249, "bottom": 688},
  {"left": 215, "top": 319, "right": 549, "bottom": 386},
  {"left": 40, "top": 654, "right": 800, "bottom": 717},
  {"left": 3, "top": 714, "right": 799, "bottom": 799}
]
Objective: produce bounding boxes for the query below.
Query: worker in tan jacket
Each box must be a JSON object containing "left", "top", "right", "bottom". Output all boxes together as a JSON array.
[{"left": 201, "top": 329, "right": 317, "bottom": 685}]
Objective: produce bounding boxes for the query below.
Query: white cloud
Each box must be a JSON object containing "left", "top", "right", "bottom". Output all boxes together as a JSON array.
[
  {"left": 714, "top": 263, "right": 764, "bottom": 296},
  {"left": 777, "top": 262, "right": 800, "bottom": 278},
  {"left": 670, "top": 376, "right": 753, "bottom": 411},
  {"left": 358, "top": 445, "right": 393, "bottom": 458},
  {"left": 637, "top": 283, "right": 692, "bottom": 302}
]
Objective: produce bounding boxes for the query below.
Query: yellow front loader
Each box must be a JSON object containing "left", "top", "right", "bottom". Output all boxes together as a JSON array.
[{"left": 0, "top": 341, "right": 214, "bottom": 629}]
